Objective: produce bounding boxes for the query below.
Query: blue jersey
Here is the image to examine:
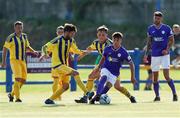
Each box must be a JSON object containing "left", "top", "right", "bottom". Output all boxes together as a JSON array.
[
  {"left": 102, "top": 46, "right": 132, "bottom": 76},
  {"left": 147, "top": 24, "right": 173, "bottom": 57}
]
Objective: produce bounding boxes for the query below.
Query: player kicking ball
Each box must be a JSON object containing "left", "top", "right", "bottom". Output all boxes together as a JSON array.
[{"left": 90, "top": 32, "right": 137, "bottom": 104}]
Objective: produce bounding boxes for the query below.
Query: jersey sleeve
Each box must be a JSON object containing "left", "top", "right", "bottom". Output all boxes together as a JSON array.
[
  {"left": 24, "top": 35, "right": 30, "bottom": 47},
  {"left": 123, "top": 50, "right": 132, "bottom": 63},
  {"left": 3, "top": 36, "right": 13, "bottom": 49},
  {"left": 87, "top": 41, "right": 96, "bottom": 50},
  {"left": 46, "top": 42, "right": 54, "bottom": 52},
  {"left": 167, "top": 26, "right": 173, "bottom": 38},
  {"left": 69, "top": 39, "right": 83, "bottom": 55}
]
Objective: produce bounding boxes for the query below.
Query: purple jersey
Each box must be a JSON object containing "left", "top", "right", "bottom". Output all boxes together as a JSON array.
[
  {"left": 102, "top": 46, "right": 132, "bottom": 76},
  {"left": 147, "top": 24, "right": 173, "bottom": 56}
]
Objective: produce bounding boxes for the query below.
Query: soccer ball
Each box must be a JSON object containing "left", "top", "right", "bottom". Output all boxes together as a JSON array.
[{"left": 99, "top": 94, "right": 111, "bottom": 104}]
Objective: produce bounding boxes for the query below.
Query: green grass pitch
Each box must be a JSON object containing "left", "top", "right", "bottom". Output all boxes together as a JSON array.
[{"left": 0, "top": 69, "right": 180, "bottom": 118}]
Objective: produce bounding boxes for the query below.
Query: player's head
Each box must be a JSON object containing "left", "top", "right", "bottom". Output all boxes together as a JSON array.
[
  {"left": 112, "top": 32, "right": 123, "bottom": 49},
  {"left": 63, "top": 23, "right": 77, "bottom": 39},
  {"left": 172, "top": 24, "right": 180, "bottom": 34},
  {"left": 153, "top": 11, "right": 163, "bottom": 25},
  {"left": 97, "top": 25, "right": 108, "bottom": 43},
  {"left": 56, "top": 25, "right": 64, "bottom": 36},
  {"left": 14, "top": 21, "right": 23, "bottom": 35}
]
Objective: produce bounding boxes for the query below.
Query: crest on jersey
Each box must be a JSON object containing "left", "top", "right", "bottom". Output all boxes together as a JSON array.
[
  {"left": 161, "top": 30, "right": 165, "bottom": 34},
  {"left": 117, "top": 53, "right": 121, "bottom": 57}
]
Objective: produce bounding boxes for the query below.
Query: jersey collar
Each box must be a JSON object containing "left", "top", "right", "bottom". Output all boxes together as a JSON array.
[{"left": 153, "top": 23, "right": 163, "bottom": 30}]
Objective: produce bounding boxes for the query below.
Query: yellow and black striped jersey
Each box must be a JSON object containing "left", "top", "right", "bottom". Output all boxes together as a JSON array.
[
  {"left": 42, "top": 36, "right": 83, "bottom": 68},
  {"left": 3, "top": 33, "right": 30, "bottom": 61},
  {"left": 88, "top": 38, "right": 112, "bottom": 55}
]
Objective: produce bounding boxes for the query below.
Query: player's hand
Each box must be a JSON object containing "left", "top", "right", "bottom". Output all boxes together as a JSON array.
[
  {"left": 162, "top": 49, "right": 169, "bottom": 55},
  {"left": 143, "top": 55, "right": 148, "bottom": 63},
  {"left": 78, "top": 51, "right": 89, "bottom": 61},
  {"left": 39, "top": 55, "right": 49, "bottom": 62},
  {"left": 33, "top": 51, "right": 40, "bottom": 57},
  {"left": 131, "top": 77, "right": 137, "bottom": 85},
  {"left": 1, "top": 63, "right": 6, "bottom": 68}
]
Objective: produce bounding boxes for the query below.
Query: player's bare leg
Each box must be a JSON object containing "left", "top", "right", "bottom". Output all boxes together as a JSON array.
[{"left": 163, "top": 69, "right": 178, "bottom": 101}]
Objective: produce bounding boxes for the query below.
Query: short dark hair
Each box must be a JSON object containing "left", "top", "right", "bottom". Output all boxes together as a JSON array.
[
  {"left": 154, "top": 11, "right": 163, "bottom": 17},
  {"left": 112, "top": 32, "right": 123, "bottom": 39},
  {"left": 64, "top": 23, "right": 77, "bottom": 32},
  {"left": 14, "top": 21, "right": 23, "bottom": 27},
  {"left": 57, "top": 25, "right": 64, "bottom": 31},
  {"left": 97, "top": 25, "right": 108, "bottom": 33}
]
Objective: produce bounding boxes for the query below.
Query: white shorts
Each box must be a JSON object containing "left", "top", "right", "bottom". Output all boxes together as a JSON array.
[
  {"left": 100, "top": 68, "right": 117, "bottom": 85},
  {"left": 151, "top": 55, "right": 170, "bottom": 72}
]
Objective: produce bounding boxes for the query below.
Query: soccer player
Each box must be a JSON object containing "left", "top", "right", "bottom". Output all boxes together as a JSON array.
[
  {"left": 48, "top": 25, "right": 64, "bottom": 100},
  {"left": 143, "top": 11, "right": 178, "bottom": 101},
  {"left": 75, "top": 25, "right": 136, "bottom": 103},
  {"left": 41, "top": 23, "right": 93, "bottom": 104},
  {"left": 171, "top": 24, "right": 180, "bottom": 68},
  {"left": 1, "top": 21, "right": 39, "bottom": 102},
  {"left": 75, "top": 25, "right": 112, "bottom": 103},
  {"left": 90, "top": 32, "right": 137, "bottom": 104}
]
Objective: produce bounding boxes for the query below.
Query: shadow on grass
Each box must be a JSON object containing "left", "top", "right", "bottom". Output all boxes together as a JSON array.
[{"left": 42, "top": 104, "right": 66, "bottom": 107}]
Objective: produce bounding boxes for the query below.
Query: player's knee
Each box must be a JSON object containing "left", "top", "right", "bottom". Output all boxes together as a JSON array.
[
  {"left": 88, "top": 74, "right": 93, "bottom": 78},
  {"left": 15, "top": 78, "right": 26, "bottom": 84},
  {"left": 63, "top": 84, "right": 69, "bottom": 91},
  {"left": 106, "top": 82, "right": 112, "bottom": 88},
  {"left": 71, "top": 71, "right": 79, "bottom": 76},
  {"left": 114, "top": 84, "right": 120, "bottom": 90}
]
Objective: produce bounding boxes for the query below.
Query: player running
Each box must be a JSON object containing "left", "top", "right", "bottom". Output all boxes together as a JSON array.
[{"left": 40, "top": 23, "right": 93, "bottom": 104}]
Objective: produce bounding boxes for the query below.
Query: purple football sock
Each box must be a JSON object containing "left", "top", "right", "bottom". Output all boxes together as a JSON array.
[
  {"left": 101, "top": 85, "right": 110, "bottom": 94},
  {"left": 168, "top": 79, "right": 176, "bottom": 95},
  {"left": 96, "top": 76, "right": 107, "bottom": 95},
  {"left": 153, "top": 82, "right": 160, "bottom": 97}
]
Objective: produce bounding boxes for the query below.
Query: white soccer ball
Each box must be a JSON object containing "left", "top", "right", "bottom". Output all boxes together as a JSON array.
[{"left": 99, "top": 94, "right": 111, "bottom": 104}]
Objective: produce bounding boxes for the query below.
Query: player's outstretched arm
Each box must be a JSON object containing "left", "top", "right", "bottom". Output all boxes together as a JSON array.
[
  {"left": 39, "top": 45, "right": 49, "bottom": 62},
  {"left": 26, "top": 46, "right": 39, "bottom": 57},
  {"left": 129, "top": 61, "right": 137, "bottom": 85},
  {"left": 95, "top": 56, "right": 105, "bottom": 70}
]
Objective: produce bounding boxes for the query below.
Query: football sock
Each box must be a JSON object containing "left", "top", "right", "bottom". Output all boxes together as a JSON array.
[
  {"left": 167, "top": 79, "right": 177, "bottom": 95},
  {"left": 96, "top": 76, "right": 107, "bottom": 95},
  {"left": 86, "top": 80, "right": 94, "bottom": 92},
  {"left": 12, "top": 81, "right": 20, "bottom": 99},
  {"left": 50, "top": 87, "right": 64, "bottom": 100},
  {"left": 119, "top": 87, "right": 131, "bottom": 98},
  {"left": 153, "top": 82, "right": 160, "bottom": 97},
  {"left": 74, "top": 75, "right": 88, "bottom": 95},
  {"left": 52, "top": 78, "right": 59, "bottom": 93},
  {"left": 101, "top": 85, "right": 110, "bottom": 94}
]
